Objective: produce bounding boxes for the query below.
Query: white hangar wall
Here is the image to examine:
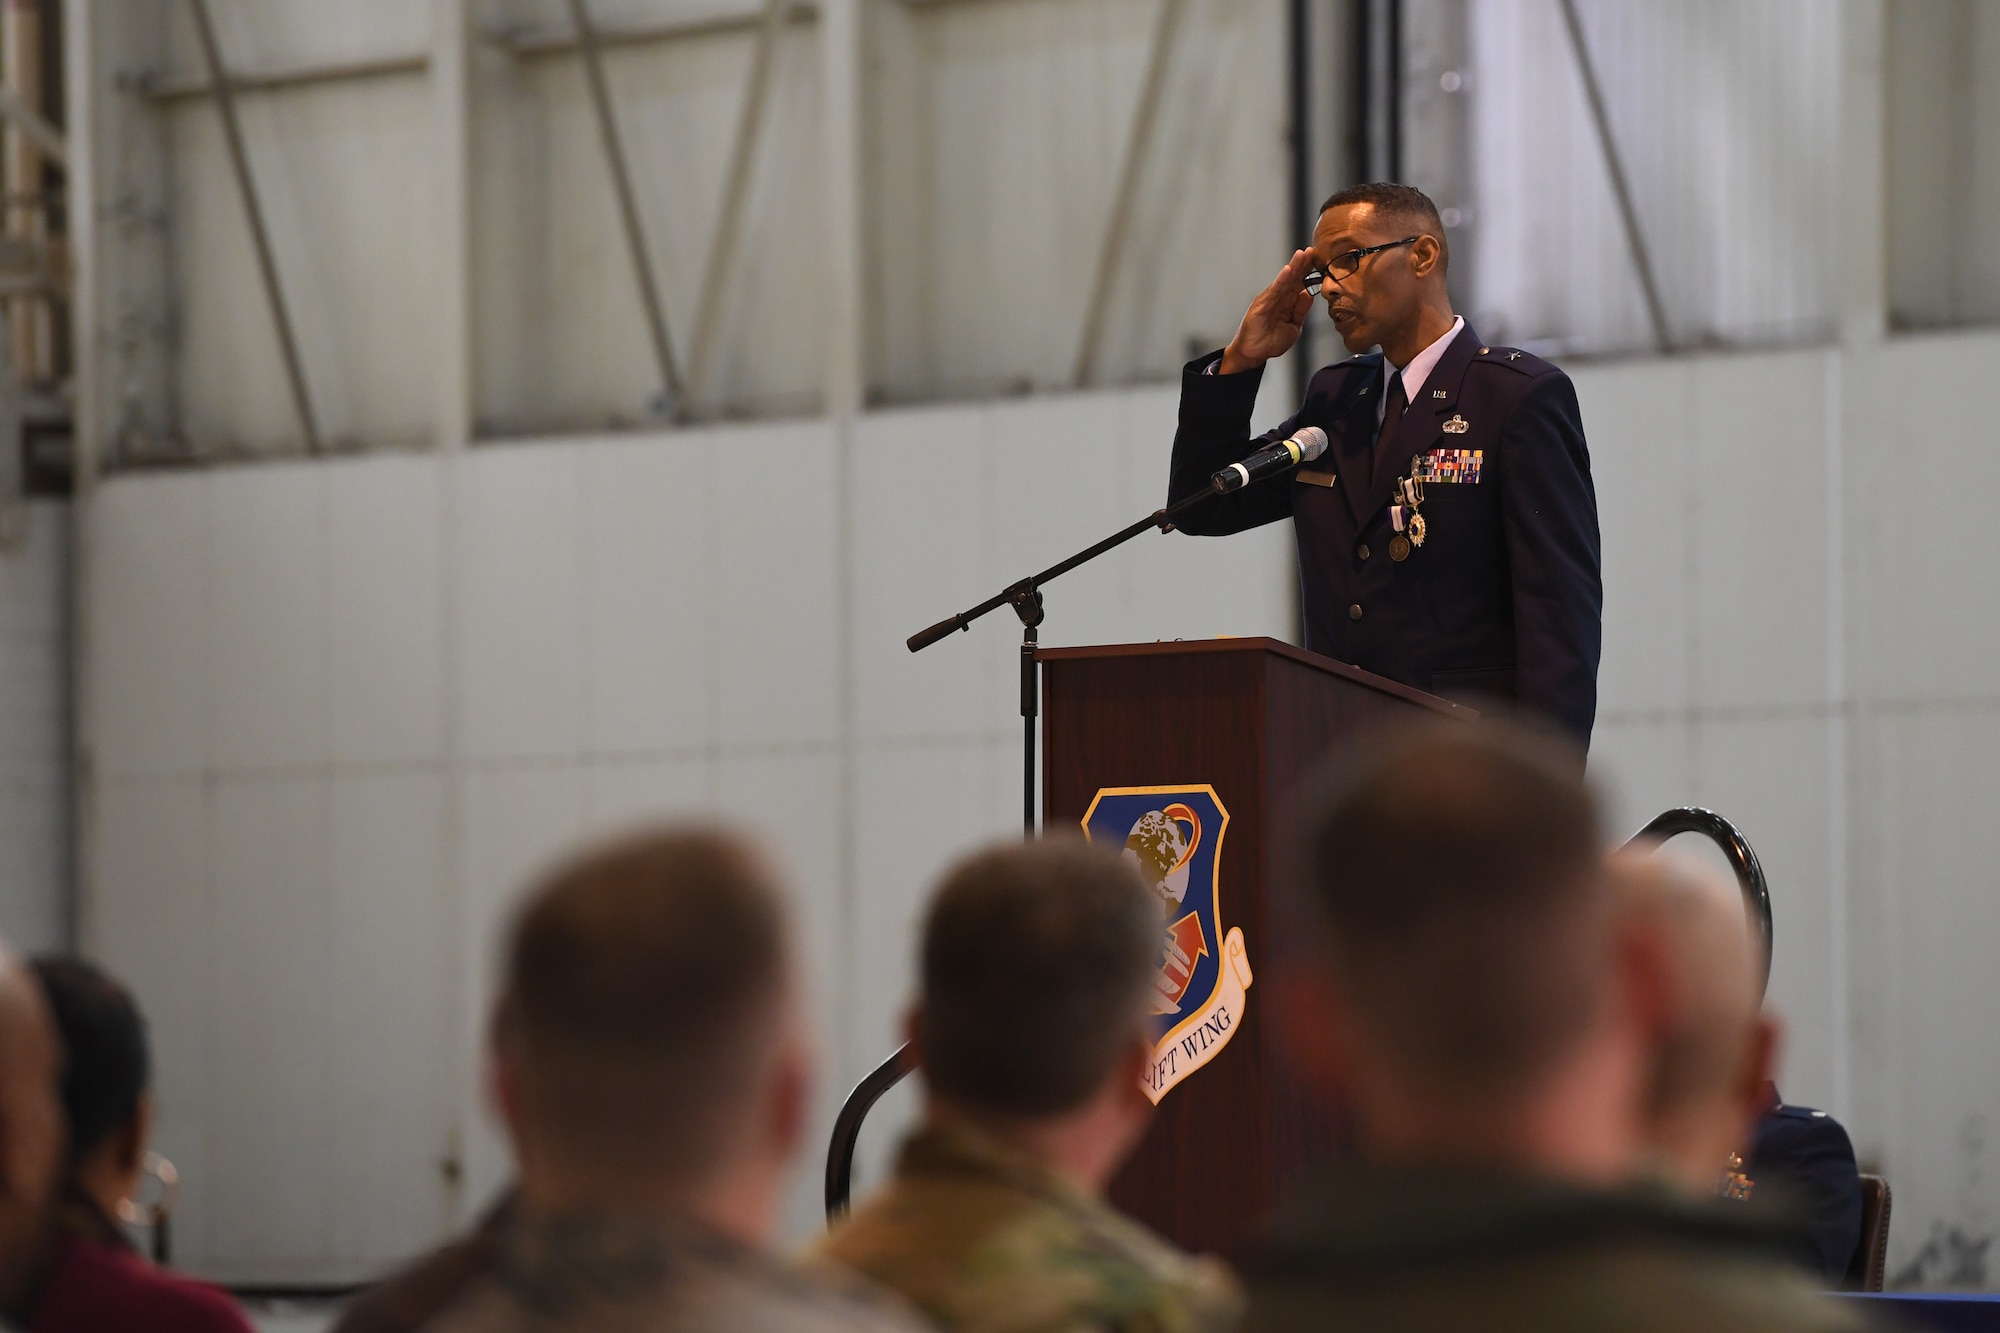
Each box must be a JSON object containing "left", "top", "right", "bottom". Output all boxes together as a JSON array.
[
  {"left": 63, "top": 0, "right": 2000, "bottom": 1297},
  {"left": 76, "top": 379, "right": 1300, "bottom": 1282},
  {"left": 77, "top": 330, "right": 2000, "bottom": 1284}
]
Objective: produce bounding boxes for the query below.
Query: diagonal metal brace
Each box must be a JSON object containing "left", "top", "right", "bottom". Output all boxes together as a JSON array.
[
  {"left": 565, "top": 0, "right": 686, "bottom": 416},
  {"left": 1557, "top": 0, "right": 1673, "bottom": 353},
  {"left": 185, "top": 0, "right": 321, "bottom": 453}
]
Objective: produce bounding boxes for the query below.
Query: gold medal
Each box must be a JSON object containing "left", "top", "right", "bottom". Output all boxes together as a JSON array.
[
  {"left": 1409, "top": 511, "right": 1427, "bottom": 547},
  {"left": 1389, "top": 534, "right": 1411, "bottom": 562}
]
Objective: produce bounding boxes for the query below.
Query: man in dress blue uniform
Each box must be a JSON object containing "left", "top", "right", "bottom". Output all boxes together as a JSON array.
[
  {"left": 1741, "top": 1087, "right": 1866, "bottom": 1285},
  {"left": 1169, "top": 183, "right": 1602, "bottom": 747},
  {"left": 1733, "top": 865, "right": 1865, "bottom": 1287}
]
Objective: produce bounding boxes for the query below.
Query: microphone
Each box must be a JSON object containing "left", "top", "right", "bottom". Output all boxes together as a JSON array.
[{"left": 1211, "top": 426, "right": 1328, "bottom": 493}]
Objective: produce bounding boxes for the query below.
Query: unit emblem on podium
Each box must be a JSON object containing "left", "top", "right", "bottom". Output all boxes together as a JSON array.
[{"left": 1082, "top": 785, "right": 1253, "bottom": 1105}]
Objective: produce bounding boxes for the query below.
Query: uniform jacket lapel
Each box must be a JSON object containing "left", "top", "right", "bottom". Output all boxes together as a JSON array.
[{"left": 1357, "top": 323, "right": 1482, "bottom": 525}]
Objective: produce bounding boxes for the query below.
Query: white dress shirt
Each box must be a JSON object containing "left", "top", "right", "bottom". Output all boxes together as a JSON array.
[{"left": 1378, "top": 315, "right": 1465, "bottom": 425}]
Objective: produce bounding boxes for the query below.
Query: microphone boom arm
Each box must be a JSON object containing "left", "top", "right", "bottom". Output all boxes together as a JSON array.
[
  {"left": 906, "top": 475, "right": 1236, "bottom": 835},
  {"left": 906, "top": 481, "right": 1227, "bottom": 653}
]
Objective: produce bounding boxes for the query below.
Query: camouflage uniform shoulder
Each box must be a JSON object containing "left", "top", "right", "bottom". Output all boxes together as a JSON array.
[
  {"left": 933, "top": 1182, "right": 1241, "bottom": 1333},
  {"left": 692, "top": 1247, "right": 934, "bottom": 1333},
  {"left": 417, "top": 1207, "right": 929, "bottom": 1333},
  {"left": 422, "top": 1261, "right": 926, "bottom": 1333},
  {"left": 1466, "top": 343, "right": 1564, "bottom": 379},
  {"left": 821, "top": 1163, "right": 1240, "bottom": 1333}
]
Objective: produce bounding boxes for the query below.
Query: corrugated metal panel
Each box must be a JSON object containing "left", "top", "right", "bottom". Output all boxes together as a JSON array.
[
  {"left": 864, "top": 0, "right": 1288, "bottom": 403},
  {"left": 166, "top": 71, "right": 441, "bottom": 452},
  {"left": 469, "top": 3, "right": 829, "bottom": 435},
  {"left": 115, "top": 0, "right": 2000, "bottom": 452},
  {"left": 1886, "top": 0, "right": 2000, "bottom": 330},
  {"left": 100, "top": 0, "right": 1296, "bottom": 454},
  {"left": 1461, "top": 0, "right": 1842, "bottom": 357},
  {"left": 112, "top": 0, "right": 442, "bottom": 456}
]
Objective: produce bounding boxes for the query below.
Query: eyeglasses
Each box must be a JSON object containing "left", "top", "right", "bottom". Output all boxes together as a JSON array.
[{"left": 1303, "top": 236, "right": 1420, "bottom": 295}]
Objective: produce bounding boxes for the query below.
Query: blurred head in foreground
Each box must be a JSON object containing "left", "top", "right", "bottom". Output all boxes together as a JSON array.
[
  {"left": 28, "top": 960, "right": 259, "bottom": 1333},
  {"left": 819, "top": 836, "right": 1241, "bottom": 1333},
  {"left": 1608, "top": 847, "right": 1776, "bottom": 1193},
  {"left": 32, "top": 958, "right": 151, "bottom": 1230},
  {"left": 492, "top": 826, "right": 810, "bottom": 1244},
  {"left": 0, "top": 940, "right": 61, "bottom": 1313},
  {"left": 911, "top": 836, "right": 1162, "bottom": 1189},
  {"left": 1250, "top": 728, "right": 1872, "bottom": 1333},
  {"left": 1290, "top": 720, "right": 1657, "bottom": 1183}
]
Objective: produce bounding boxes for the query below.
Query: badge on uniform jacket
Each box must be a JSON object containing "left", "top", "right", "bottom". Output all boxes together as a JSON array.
[
  {"left": 1082, "top": 785, "right": 1252, "bottom": 1104},
  {"left": 1719, "top": 1151, "right": 1756, "bottom": 1201},
  {"left": 1412, "top": 448, "right": 1483, "bottom": 483},
  {"left": 1442, "top": 413, "right": 1470, "bottom": 435}
]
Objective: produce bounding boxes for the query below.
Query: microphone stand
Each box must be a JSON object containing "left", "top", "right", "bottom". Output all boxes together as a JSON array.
[{"left": 907, "top": 482, "right": 1228, "bottom": 835}]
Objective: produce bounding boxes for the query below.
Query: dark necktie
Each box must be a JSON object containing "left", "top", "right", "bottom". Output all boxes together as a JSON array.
[{"left": 1373, "top": 371, "right": 1408, "bottom": 484}]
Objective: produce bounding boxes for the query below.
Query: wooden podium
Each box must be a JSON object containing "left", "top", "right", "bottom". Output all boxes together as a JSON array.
[{"left": 1038, "top": 637, "right": 1472, "bottom": 1262}]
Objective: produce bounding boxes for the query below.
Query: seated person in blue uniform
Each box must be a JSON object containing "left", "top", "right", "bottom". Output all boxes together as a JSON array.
[
  {"left": 1169, "top": 183, "right": 1602, "bottom": 748},
  {"left": 1744, "top": 1091, "right": 1865, "bottom": 1285},
  {"left": 1612, "top": 847, "right": 1863, "bottom": 1284}
]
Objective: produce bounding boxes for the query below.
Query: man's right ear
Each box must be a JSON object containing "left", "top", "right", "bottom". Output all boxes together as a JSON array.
[
  {"left": 1409, "top": 233, "right": 1445, "bottom": 280},
  {"left": 901, "top": 1006, "right": 924, "bottom": 1072}
]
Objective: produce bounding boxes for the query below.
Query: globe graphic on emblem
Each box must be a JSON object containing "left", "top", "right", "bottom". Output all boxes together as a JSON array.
[{"left": 1124, "top": 808, "right": 1192, "bottom": 906}]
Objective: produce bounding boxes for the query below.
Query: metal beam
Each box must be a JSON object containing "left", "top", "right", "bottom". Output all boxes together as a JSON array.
[
  {"left": 563, "top": 0, "right": 684, "bottom": 416},
  {"left": 1288, "top": 0, "right": 1311, "bottom": 405},
  {"left": 1557, "top": 0, "right": 1672, "bottom": 353},
  {"left": 884, "top": 0, "right": 1073, "bottom": 8},
  {"left": 499, "top": 6, "right": 816, "bottom": 59},
  {"left": 135, "top": 52, "right": 429, "bottom": 104},
  {"left": 0, "top": 275, "right": 57, "bottom": 299},
  {"left": 1072, "top": 0, "right": 1186, "bottom": 389},
  {"left": 687, "top": 0, "right": 786, "bottom": 407},
  {"left": 433, "top": 0, "right": 473, "bottom": 452},
  {"left": 818, "top": 0, "right": 865, "bottom": 417},
  {"left": 68, "top": 0, "right": 102, "bottom": 957},
  {"left": 0, "top": 87, "right": 63, "bottom": 169},
  {"left": 184, "top": 0, "right": 321, "bottom": 454},
  {"left": 1360, "top": 0, "right": 1401, "bottom": 183}
]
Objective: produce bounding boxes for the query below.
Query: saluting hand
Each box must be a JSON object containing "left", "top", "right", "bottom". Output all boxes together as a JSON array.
[{"left": 1218, "top": 250, "right": 1317, "bottom": 375}]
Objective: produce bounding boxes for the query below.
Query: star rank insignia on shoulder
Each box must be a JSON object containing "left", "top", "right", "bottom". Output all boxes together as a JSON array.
[{"left": 1475, "top": 345, "right": 1554, "bottom": 376}]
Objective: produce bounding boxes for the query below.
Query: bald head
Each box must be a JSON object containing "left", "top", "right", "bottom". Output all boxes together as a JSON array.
[
  {"left": 0, "top": 947, "right": 60, "bottom": 1313},
  {"left": 1611, "top": 847, "right": 1773, "bottom": 1190}
]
